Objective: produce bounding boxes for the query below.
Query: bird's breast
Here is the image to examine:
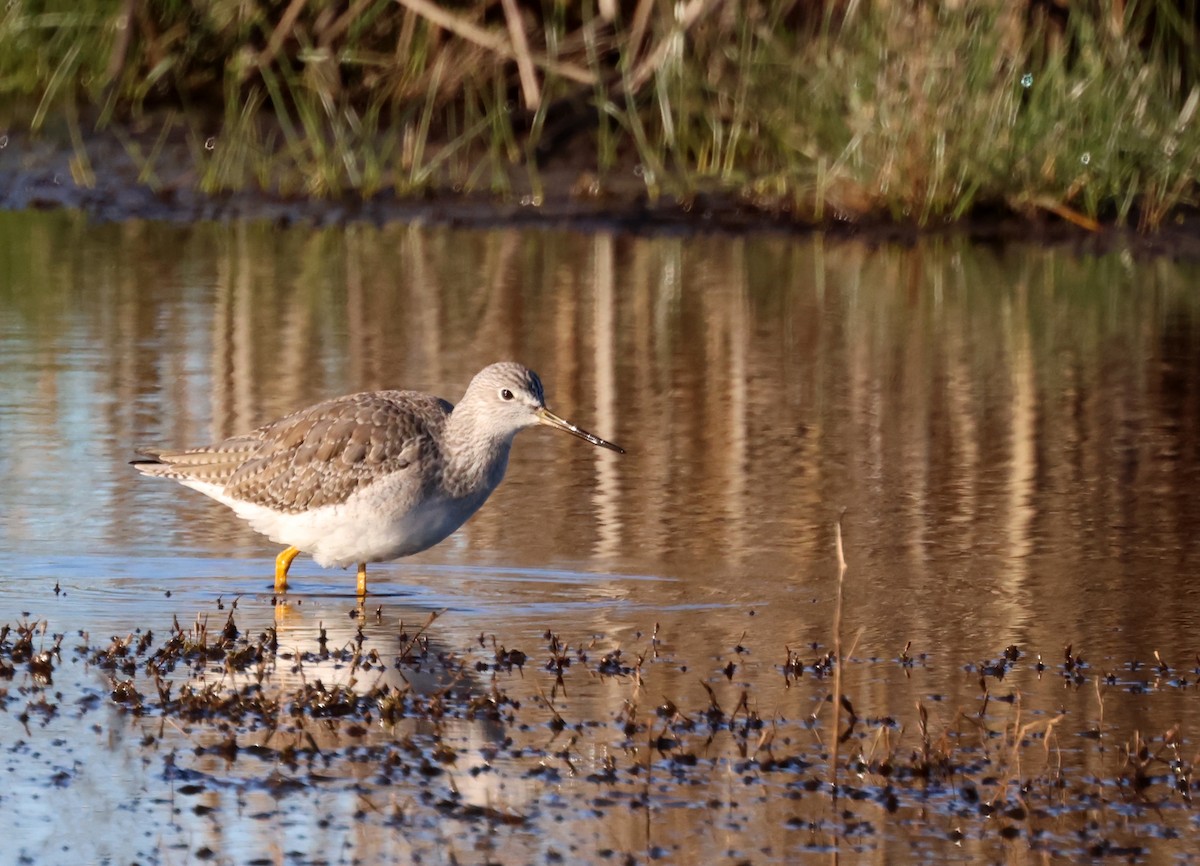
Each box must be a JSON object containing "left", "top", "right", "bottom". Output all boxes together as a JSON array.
[{"left": 384, "top": 492, "right": 482, "bottom": 557}]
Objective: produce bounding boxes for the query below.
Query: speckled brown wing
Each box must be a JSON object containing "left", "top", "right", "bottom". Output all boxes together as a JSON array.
[
  {"left": 218, "top": 391, "right": 452, "bottom": 513},
  {"left": 138, "top": 391, "right": 452, "bottom": 514}
]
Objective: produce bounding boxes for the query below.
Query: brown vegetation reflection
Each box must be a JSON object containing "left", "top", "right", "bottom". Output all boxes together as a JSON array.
[{"left": 3, "top": 212, "right": 1200, "bottom": 686}]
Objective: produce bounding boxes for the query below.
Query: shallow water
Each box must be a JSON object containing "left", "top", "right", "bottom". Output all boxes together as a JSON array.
[{"left": 3, "top": 211, "right": 1200, "bottom": 863}]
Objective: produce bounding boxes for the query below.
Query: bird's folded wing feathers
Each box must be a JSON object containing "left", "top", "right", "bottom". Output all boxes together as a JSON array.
[{"left": 141, "top": 391, "right": 451, "bottom": 513}]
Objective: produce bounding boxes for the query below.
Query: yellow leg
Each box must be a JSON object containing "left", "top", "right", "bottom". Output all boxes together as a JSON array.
[
  {"left": 275, "top": 546, "right": 301, "bottom": 593},
  {"left": 356, "top": 562, "right": 368, "bottom": 597}
]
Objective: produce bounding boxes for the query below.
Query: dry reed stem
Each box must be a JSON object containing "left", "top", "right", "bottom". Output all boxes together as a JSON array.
[
  {"left": 1029, "top": 196, "right": 1102, "bottom": 232},
  {"left": 259, "top": 0, "right": 310, "bottom": 73},
  {"left": 500, "top": 0, "right": 541, "bottom": 111},
  {"left": 1005, "top": 711, "right": 1066, "bottom": 795},
  {"left": 104, "top": 0, "right": 136, "bottom": 83},
  {"left": 830, "top": 516, "right": 848, "bottom": 799},
  {"left": 625, "top": 0, "right": 657, "bottom": 71},
  {"left": 321, "top": 0, "right": 376, "bottom": 46},
  {"left": 394, "top": 0, "right": 595, "bottom": 85},
  {"left": 624, "top": 0, "right": 718, "bottom": 92},
  {"left": 396, "top": 609, "right": 443, "bottom": 662}
]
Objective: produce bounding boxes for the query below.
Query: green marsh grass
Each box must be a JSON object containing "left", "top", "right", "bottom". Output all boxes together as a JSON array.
[{"left": 0, "top": 0, "right": 1197, "bottom": 228}]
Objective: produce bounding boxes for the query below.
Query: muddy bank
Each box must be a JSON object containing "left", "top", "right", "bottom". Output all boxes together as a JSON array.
[{"left": 4, "top": 124, "right": 1200, "bottom": 259}]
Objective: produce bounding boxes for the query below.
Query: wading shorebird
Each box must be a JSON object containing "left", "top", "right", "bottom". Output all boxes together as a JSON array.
[{"left": 133, "top": 362, "right": 624, "bottom": 596}]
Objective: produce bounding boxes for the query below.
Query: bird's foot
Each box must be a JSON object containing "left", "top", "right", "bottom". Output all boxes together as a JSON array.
[{"left": 275, "top": 546, "right": 301, "bottom": 593}]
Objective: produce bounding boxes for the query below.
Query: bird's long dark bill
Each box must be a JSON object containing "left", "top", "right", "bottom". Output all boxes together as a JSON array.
[{"left": 537, "top": 408, "right": 625, "bottom": 453}]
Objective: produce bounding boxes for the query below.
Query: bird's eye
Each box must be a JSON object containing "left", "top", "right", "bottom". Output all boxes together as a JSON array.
[{"left": 500, "top": 388, "right": 514, "bottom": 401}]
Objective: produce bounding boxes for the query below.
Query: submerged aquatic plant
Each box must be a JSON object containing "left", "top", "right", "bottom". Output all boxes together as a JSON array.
[{"left": 3, "top": 602, "right": 1198, "bottom": 861}]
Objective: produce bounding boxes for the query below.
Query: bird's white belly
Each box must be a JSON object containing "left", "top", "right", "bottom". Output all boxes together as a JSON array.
[{"left": 183, "top": 479, "right": 479, "bottom": 569}]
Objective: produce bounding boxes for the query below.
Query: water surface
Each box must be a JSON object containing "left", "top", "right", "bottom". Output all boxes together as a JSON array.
[{"left": 2, "top": 212, "right": 1199, "bottom": 863}]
